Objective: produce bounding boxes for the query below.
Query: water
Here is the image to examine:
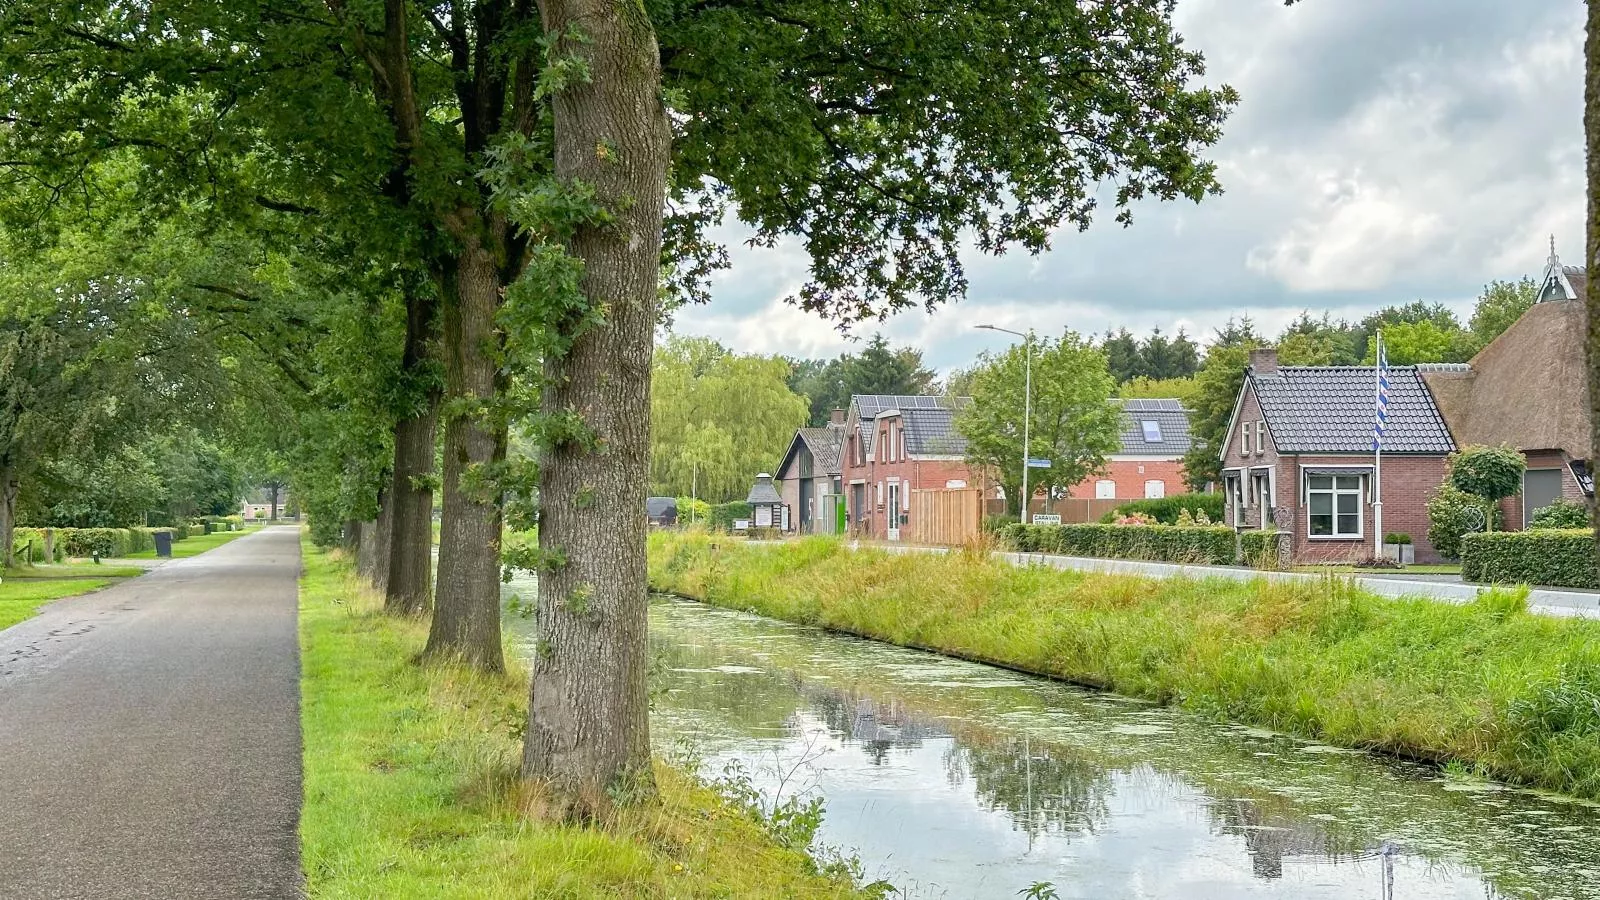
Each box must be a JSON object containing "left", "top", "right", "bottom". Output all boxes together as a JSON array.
[{"left": 502, "top": 580, "right": 1600, "bottom": 899}]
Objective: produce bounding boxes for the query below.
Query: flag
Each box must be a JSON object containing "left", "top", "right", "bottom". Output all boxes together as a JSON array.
[{"left": 1372, "top": 334, "right": 1389, "bottom": 452}]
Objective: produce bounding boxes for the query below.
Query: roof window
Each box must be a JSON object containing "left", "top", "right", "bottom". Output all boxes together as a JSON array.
[{"left": 1141, "top": 420, "right": 1163, "bottom": 443}]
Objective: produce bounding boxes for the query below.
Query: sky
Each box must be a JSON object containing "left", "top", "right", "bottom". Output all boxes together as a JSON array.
[{"left": 667, "top": 0, "right": 1587, "bottom": 373}]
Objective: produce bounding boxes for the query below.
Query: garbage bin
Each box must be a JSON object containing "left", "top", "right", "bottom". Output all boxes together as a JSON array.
[{"left": 154, "top": 531, "right": 174, "bottom": 558}]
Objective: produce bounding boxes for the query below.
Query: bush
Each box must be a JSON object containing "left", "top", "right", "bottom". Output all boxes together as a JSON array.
[
  {"left": 1531, "top": 499, "right": 1591, "bottom": 530},
  {"left": 60, "top": 528, "right": 135, "bottom": 558},
  {"left": 1384, "top": 532, "right": 1412, "bottom": 545},
  {"left": 9, "top": 527, "right": 57, "bottom": 564},
  {"left": 674, "top": 497, "right": 712, "bottom": 525},
  {"left": 708, "top": 501, "right": 754, "bottom": 530},
  {"left": 309, "top": 516, "right": 343, "bottom": 547},
  {"left": 1102, "top": 492, "right": 1224, "bottom": 525},
  {"left": 982, "top": 514, "right": 1019, "bottom": 534},
  {"left": 1238, "top": 530, "right": 1282, "bottom": 569},
  {"left": 1002, "top": 522, "right": 1236, "bottom": 564},
  {"left": 1427, "top": 482, "right": 1500, "bottom": 561},
  {"left": 1462, "top": 530, "right": 1598, "bottom": 588}
]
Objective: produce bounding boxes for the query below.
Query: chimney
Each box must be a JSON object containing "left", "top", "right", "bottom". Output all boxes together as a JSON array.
[
  {"left": 1248, "top": 347, "right": 1280, "bottom": 376},
  {"left": 829, "top": 407, "right": 847, "bottom": 425}
]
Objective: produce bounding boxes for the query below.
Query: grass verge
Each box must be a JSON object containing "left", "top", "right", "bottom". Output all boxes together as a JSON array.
[
  {"left": 0, "top": 577, "right": 119, "bottom": 630},
  {"left": 299, "top": 535, "right": 865, "bottom": 899},
  {"left": 649, "top": 530, "right": 1600, "bottom": 800},
  {"left": 125, "top": 528, "right": 253, "bottom": 560}
]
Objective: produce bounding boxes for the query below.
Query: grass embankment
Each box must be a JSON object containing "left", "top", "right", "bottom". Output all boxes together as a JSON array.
[
  {"left": 124, "top": 527, "right": 254, "bottom": 560},
  {"left": 298, "top": 536, "right": 864, "bottom": 899},
  {"left": 648, "top": 531, "right": 1600, "bottom": 800},
  {"left": 0, "top": 563, "right": 145, "bottom": 630}
]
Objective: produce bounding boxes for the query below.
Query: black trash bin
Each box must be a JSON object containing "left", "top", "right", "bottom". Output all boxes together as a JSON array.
[{"left": 154, "top": 531, "right": 174, "bottom": 558}]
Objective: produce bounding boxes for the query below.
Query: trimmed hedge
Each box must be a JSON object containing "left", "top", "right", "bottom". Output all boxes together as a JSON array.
[
  {"left": 1530, "top": 500, "right": 1591, "bottom": 530},
  {"left": 1003, "top": 522, "right": 1237, "bottom": 564},
  {"left": 1102, "top": 492, "right": 1224, "bottom": 525},
  {"left": 1239, "top": 530, "right": 1282, "bottom": 568},
  {"left": 9, "top": 527, "right": 59, "bottom": 564},
  {"left": 1462, "top": 529, "right": 1598, "bottom": 589},
  {"left": 708, "top": 501, "right": 754, "bottom": 530}
]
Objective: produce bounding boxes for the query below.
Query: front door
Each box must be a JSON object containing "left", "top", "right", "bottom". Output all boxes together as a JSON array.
[
  {"left": 1524, "top": 469, "right": 1564, "bottom": 527},
  {"left": 798, "top": 480, "right": 814, "bottom": 533},
  {"left": 851, "top": 484, "right": 865, "bottom": 535},
  {"left": 886, "top": 482, "right": 901, "bottom": 541}
]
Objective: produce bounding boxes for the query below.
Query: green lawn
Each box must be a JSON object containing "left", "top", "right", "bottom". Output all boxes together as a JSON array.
[
  {"left": 0, "top": 577, "right": 121, "bottom": 630},
  {"left": 1296, "top": 563, "right": 1463, "bottom": 576},
  {"left": 125, "top": 528, "right": 253, "bottom": 560},
  {"left": 3, "top": 562, "right": 147, "bottom": 579},
  {"left": 298, "top": 536, "right": 865, "bottom": 899}
]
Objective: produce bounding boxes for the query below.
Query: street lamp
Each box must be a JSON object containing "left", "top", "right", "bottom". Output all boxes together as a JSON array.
[{"left": 976, "top": 324, "right": 1035, "bottom": 524}]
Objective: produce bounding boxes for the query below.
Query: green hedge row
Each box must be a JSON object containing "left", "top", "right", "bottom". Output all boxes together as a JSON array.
[
  {"left": 8, "top": 525, "right": 197, "bottom": 562},
  {"left": 1002, "top": 523, "right": 1238, "bottom": 565},
  {"left": 1462, "top": 529, "right": 1598, "bottom": 589},
  {"left": 708, "top": 501, "right": 754, "bottom": 530},
  {"left": 1102, "top": 493, "right": 1225, "bottom": 525},
  {"left": 1238, "top": 530, "right": 1282, "bottom": 567}
]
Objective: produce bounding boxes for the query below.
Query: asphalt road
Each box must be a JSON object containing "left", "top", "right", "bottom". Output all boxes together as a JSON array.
[{"left": 0, "top": 526, "right": 304, "bottom": 899}]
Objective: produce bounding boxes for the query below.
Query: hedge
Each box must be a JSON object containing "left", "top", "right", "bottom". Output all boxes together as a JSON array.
[
  {"left": 1238, "top": 530, "right": 1282, "bottom": 568},
  {"left": 9, "top": 527, "right": 60, "bottom": 564},
  {"left": 1530, "top": 499, "right": 1591, "bottom": 530},
  {"left": 1003, "top": 522, "right": 1237, "bottom": 565},
  {"left": 1102, "top": 492, "right": 1225, "bottom": 525},
  {"left": 1462, "top": 529, "right": 1598, "bottom": 589},
  {"left": 708, "top": 501, "right": 754, "bottom": 530}
]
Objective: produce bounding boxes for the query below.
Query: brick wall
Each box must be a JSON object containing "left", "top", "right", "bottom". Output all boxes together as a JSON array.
[
  {"left": 840, "top": 414, "right": 987, "bottom": 540},
  {"left": 1501, "top": 449, "right": 1588, "bottom": 529},
  {"left": 1063, "top": 458, "right": 1187, "bottom": 501}
]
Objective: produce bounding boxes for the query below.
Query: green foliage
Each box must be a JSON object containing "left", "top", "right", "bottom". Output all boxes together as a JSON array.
[
  {"left": 1182, "top": 330, "right": 1259, "bottom": 490},
  {"left": 1427, "top": 482, "right": 1499, "bottom": 560},
  {"left": 957, "top": 331, "right": 1122, "bottom": 515},
  {"left": 1099, "top": 328, "right": 1200, "bottom": 384},
  {"left": 56, "top": 527, "right": 157, "bottom": 559},
  {"left": 787, "top": 335, "right": 939, "bottom": 427},
  {"left": 1002, "top": 523, "right": 1236, "bottom": 564},
  {"left": 1384, "top": 532, "right": 1412, "bottom": 545},
  {"left": 1462, "top": 530, "right": 1598, "bottom": 589},
  {"left": 708, "top": 502, "right": 754, "bottom": 530},
  {"left": 1363, "top": 320, "right": 1473, "bottom": 365},
  {"left": 1449, "top": 445, "right": 1527, "bottom": 510},
  {"left": 1238, "top": 530, "right": 1282, "bottom": 569},
  {"left": 1117, "top": 375, "right": 1200, "bottom": 406},
  {"left": 1466, "top": 278, "right": 1539, "bottom": 353},
  {"left": 1104, "top": 493, "right": 1223, "bottom": 525},
  {"left": 1530, "top": 499, "right": 1590, "bottom": 530},
  {"left": 675, "top": 497, "right": 712, "bottom": 524},
  {"left": 651, "top": 337, "right": 809, "bottom": 502}
]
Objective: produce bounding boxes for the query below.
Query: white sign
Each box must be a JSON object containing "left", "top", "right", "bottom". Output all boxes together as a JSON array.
[
  {"left": 733, "top": 519, "right": 751, "bottom": 531},
  {"left": 1031, "top": 514, "right": 1062, "bottom": 525}
]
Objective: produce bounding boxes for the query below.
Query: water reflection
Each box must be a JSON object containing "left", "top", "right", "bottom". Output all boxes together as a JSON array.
[{"left": 504, "top": 583, "right": 1600, "bottom": 899}]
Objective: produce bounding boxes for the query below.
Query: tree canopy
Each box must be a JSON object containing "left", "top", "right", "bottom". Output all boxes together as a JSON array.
[{"left": 787, "top": 335, "right": 939, "bottom": 426}]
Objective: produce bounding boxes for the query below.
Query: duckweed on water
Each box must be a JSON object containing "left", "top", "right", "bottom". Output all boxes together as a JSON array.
[{"left": 646, "top": 531, "right": 1600, "bottom": 800}]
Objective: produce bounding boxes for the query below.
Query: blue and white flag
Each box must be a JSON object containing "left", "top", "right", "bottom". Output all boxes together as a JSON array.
[{"left": 1372, "top": 334, "right": 1389, "bottom": 452}]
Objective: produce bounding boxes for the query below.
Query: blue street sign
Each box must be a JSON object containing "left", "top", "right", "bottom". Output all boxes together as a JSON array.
[{"left": 1027, "top": 457, "right": 1051, "bottom": 468}]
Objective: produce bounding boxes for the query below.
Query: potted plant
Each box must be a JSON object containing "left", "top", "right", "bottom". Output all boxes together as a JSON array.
[{"left": 1382, "top": 532, "right": 1414, "bottom": 565}]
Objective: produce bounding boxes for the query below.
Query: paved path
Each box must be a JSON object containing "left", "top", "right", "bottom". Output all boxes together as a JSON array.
[
  {"left": 0, "top": 526, "right": 304, "bottom": 899},
  {"left": 866, "top": 543, "right": 1600, "bottom": 620}
]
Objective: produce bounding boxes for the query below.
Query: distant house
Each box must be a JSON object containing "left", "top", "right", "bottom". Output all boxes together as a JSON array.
[
  {"left": 1063, "top": 399, "right": 1193, "bottom": 503},
  {"left": 839, "top": 394, "right": 985, "bottom": 541},
  {"left": 1221, "top": 348, "right": 1455, "bottom": 563},
  {"left": 241, "top": 488, "right": 288, "bottom": 521},
  {"left": 1421, "top": 244, "right": 1594, "bottom": 527},
  {"left": 775, "top": 412, "right": 847, "bottom": 534}
]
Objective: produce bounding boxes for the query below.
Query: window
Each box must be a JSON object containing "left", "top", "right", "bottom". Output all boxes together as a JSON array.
[
  {"left": 1241, "top": 424, "right": 1251, "bottom": 456},
  {"left": 1229, "top": 476, "right": 1245, "bottom": 526},
  {"left": 1253, "top": 472, "right": 1272, "bottom": 525},
  {"left": 1095, "top": 480, "right": 1116, "bottom": 499},
  {"left": 1141, "top": 420, "right": 1163, "bottom": 443},
  {"left": 1307, "top": 474, "right": 1363, "bottom": 538},
  {"left": 1255, "top": 421, "right": 1266, "bottom": 456},
  {"left": 1144, "top": 480, "right": 1165, "bottom": 499}
]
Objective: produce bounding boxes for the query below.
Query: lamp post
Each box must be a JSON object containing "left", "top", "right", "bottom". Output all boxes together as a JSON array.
[{"left": 976, "top": 324, "right": 1035, "bottom": 524}]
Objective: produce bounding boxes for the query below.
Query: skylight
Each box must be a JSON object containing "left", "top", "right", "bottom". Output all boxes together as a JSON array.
[{"left": 1141, "top": 420, "right": 1163, "bottom": 443}]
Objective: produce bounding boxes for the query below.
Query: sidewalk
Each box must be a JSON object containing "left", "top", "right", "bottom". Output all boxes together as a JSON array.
[{"left": 867, "top": 543, "right": 1600, "bottom": 620}]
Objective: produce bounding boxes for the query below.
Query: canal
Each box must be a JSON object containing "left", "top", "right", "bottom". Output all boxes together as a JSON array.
[{"left": 504, "top": 582, "right": 1600, "bottom": 899}]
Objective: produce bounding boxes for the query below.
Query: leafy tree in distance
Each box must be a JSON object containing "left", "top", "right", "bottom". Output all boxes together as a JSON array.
[
  {"left": 1119, "top": 376, "right": 1200, "bottom": 406},
  {"left": 1101, "top": 329, "right": 1143, "bottom": 384},
  {"left": 787, "top": 334, "right": 939, "bottom": 425},
  {"left": 956, "top": 332, "right": 1123, "bottom": 516},
  {"left": 1466, "top": 278, "right": 1538, "bottom": 353},
  {"left": 1362, "top": 320, "right": 1472, "bottom": 365},
  {"left": 1181, "top": 319, "right": 1262, "bottom": 490},
  {"left": 1448, "top": 445, "right": 1527, "bottom": 533}
]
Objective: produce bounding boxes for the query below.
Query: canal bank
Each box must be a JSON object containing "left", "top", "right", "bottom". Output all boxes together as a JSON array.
[{"left": 647, "top": 531, "right": 1600, "bottom": 803}]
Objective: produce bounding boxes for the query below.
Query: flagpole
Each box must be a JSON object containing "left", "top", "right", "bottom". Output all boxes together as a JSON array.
[{"left": 1373, "top": 331, "right": 1384, "bottom": 560}]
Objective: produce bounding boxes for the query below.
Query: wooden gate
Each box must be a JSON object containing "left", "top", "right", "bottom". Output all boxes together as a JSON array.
[{"left": 908, "top": 489, "right": 982, "bottom": 546}]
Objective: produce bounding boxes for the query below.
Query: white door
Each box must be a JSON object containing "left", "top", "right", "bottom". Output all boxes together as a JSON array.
[{"left": 886, "top": 482, "right": 901, "bottom": 541}]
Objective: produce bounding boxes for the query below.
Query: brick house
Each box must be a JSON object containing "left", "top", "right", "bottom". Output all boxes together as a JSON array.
[
  {"left": 1221, "top": 348, "right": 1456, "bottom": 563},
  {"left": 1062, "top": 399, "right": 1192, "bottom": 503},
  {"left": 775, "top": 414, "right": 847, "bottom": 533},
  {"left": 839, "top": 394, "right": 986, "bottom": 540},
  {"left": 1421, "top": 245, "right": 1594, "bottom": 528}
]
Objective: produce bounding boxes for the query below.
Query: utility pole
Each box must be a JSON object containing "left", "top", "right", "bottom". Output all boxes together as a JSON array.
[{"left": 977, "top": 324, "right": 1036, "bottom": 524}]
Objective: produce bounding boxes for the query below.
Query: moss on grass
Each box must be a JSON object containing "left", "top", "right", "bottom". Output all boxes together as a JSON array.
[
  {"left": 649, "top": 530, "right": 1600, "bottom": 800},
  {"left": 299, "top": 535, "right": 864, "bottom": 899}
]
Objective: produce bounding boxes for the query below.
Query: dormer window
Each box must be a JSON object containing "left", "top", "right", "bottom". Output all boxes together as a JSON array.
[{"left": 1140, "top": 420, "right": 1162, "bottom": 443}]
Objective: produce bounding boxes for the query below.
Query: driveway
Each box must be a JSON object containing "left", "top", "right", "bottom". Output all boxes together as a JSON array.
[{"left": 0, "top": 525, "right": 304, "bottom": 899}]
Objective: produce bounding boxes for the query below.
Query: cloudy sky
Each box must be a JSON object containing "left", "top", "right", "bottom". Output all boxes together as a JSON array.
[{"left": 668, "top": 0, "right": 1586, "bottom": 373}]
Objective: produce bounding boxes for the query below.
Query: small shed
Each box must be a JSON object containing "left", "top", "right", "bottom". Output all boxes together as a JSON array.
[{"left": 746, "top": 472, "right": 784, "bottom": 529}]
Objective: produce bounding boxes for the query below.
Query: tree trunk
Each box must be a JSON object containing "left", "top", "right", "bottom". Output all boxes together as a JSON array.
[
  {"left": 0, "top": 464, "right": 17, "bottom": 569},
  {"left": 522, "top": 0, "right": 672, "bottom": 808},
  {"left": 1588, "top": 0, "right": 1600, "bottom": 550},
  {"left": 357, "top": 515, "right": 379, "bottom": 581},
  {"left": 342, "top": 519, "right": 361, "bottom": 554},
  {"left": 425, "top": 247, "right": 506, "bottom": 672},
  {"left": 269, "top": 483, "right": 281, "bottom": 522},
  {"left": 385, "top": 280, "right": 441, "bottom": 616},
  {"left": 368, "top": 486, "right": 394, "bottom": 593}
]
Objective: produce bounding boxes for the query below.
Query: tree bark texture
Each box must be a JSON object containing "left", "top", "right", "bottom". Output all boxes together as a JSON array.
[
  {"left": 425, "top": 246, "right": 507, "bottom": 672},
  {"left": 356, "top": 515, "right": 379, "bottom": 581},
  {"left": 269, "top": 483, "right": 281, "bottom": 521},
  {"left": 0, "top": 464, "right": 17, "bottom": 568},
  {"left": 1588, "top": 0, "right": 1600, "bottom": 550},
  {"left": 385, "top": 278, "right": 441, "bottom": 616},
  {"left": 369, "top": 486, "right": 394, "bottom": 593},
  {"left": 522, "top": 0, "right": 672, "bottom": 806}
]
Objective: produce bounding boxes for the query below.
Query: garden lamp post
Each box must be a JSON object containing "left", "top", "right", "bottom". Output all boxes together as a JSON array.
[{"left": 976, "top": 324, "right": 1035, "bottom": 524}]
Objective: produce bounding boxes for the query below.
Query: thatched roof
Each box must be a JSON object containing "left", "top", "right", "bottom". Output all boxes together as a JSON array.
[{"left": 1421, "top": 297, "right": 1590, "bottom": 454}]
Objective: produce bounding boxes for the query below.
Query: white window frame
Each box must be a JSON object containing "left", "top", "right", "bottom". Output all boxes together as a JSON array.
[
  {"left": 1241, "top": 424, "right": 1251, "bottom": 456},
  {"left": 1255, "top": 421, "right": 1266, "bottom": 456},
  {"left": 1144, "top": 480, "right": 1165, "bottom": 499},
  {"left": 1305, "top": 472, "right": 1364, "bottom": 540},
  {"left": 1227, "top": 474, "right": 1246, "bottom": 526},
  {"left": 1095, "top": 479, "right": 1116, "bottom": 500}
]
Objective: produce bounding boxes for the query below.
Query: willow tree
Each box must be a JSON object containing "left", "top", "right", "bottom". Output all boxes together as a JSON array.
[{"left": 1, "top": 0, "right": 1237, "bottom": 808}]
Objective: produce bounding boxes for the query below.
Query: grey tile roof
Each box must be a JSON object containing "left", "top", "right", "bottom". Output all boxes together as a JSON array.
[
  {"left": 797, "top": 425, "right": 845, "bottom": 475},
  {"left": 1117, "top": 399, "right": 1193, "bottom": 455},
  {"left": 1251, "top": 366, "right": 1455, "bottom": 454},
  {"left": 746, "top": 473, "right": 783, "bottom": 504},
  {"left": 901, "top": 406, "right": 969, "bottom": 456},
  {"left": 851, "top": 394, "right": 968, "bottom": 453}
]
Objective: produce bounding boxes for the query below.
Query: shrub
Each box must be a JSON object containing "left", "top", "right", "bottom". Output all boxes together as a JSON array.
[
  {"left": 708, "top": 501, "right": 754, "bottom": 530},
  {"left": 1002, "top": 522, "right": 1236, "bottom": 564},
  {"left": 1238, "top": 530, "right": 1282, "bottom": 569},
  {"left": 674, "top": 497, "right": 712, "bottom": 525},
  {"left": 60, "top": 528, "right": 135, "bottom": 558},
  {"left": 1462, "top": 529, "right": 1598, "bottom": 588},
  {"left": 1384, "top": 532, "right": 1412, "bottom": 545},
  {"left": 309, "top": 516, "right": 342, "bottom": 547},
  {"left": 1103, "top": 492, "right": 1224, "bottom": 525},
  {"left": 1449, "top": 444, "right": 1527, "bottom": 514},
  {"left": 1531, "top": 499, "right": 1590, "bottom": 530},
  {"left": 1427, "top": 482, "right": 1500, "bottom": 560},
  {"left": 982, "top": 513, "right": 1019, "bottom": 534},
  {"left": 9, "top": 527, "right": 57, "bottom": 564}
]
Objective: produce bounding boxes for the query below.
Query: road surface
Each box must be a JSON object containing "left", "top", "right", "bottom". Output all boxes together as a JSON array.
[{"left": 0, "top": 526, "right": 304, "bottom": 899}]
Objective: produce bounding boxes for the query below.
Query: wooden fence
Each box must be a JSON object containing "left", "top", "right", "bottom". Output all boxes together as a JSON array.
[
  {"left": 983, "top": 497, "right": 1122, "bottom": 524},
  {"left": 909, "top": 488, "right": 983, "bottom": 546}
]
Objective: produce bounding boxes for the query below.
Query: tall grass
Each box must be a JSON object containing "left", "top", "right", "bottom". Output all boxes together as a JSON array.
[
  {"left": 299, "top": 535, "right": 865, "bottom": 899},
  {"left": 648, "top": 530, "right": 1600, "bottom": 800}
]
